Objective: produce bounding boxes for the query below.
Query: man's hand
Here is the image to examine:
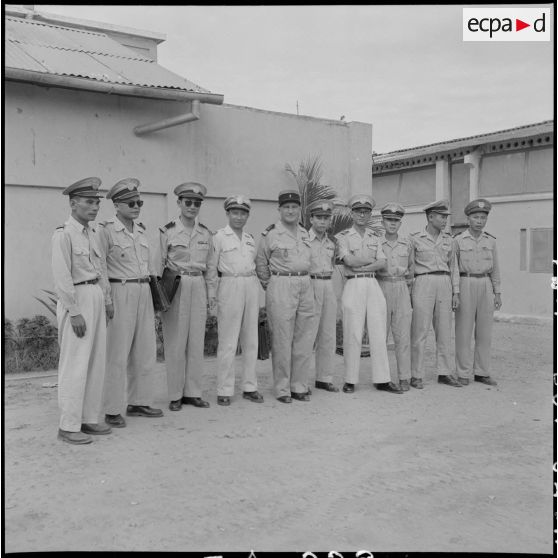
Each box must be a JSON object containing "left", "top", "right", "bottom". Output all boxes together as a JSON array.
[
  {"left": 70, "top": 314, "right": 87, "bottom": 338},
  {"left": 208, "top": 296, "right": 218, "bottom": 317},
  {"left": 452, "top": 293, "right": 460, "bottom": 311},
  {"left": 106, "top": 303, "right": 114, "bottom": 321},
  {"left": 494, "top": 293, "right": 502, "bottom": 311}
]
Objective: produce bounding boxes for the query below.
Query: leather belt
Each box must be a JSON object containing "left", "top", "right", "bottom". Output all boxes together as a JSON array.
[
  {"left": 220, "top": 272, "right": 256, "bottom": 277},
  {"left": 109, "top": 278, "right": 150, "bottom": 284},
  {"left": 74, "top": 278, "right": 98, "bottom": 286},
  {"left": 460, "top": 273, "right": 489, "bottom": 278},
  {"left": 346, "top": 273, "right": 375, "bottom": 279},
  {"left": 377, "top": 276, "right": 406, "bottom": 282},
  {"left": 416, "top": 271, "right": 449, "bottom": 276},
  {"left": 179, "top": 271, "right": 203, "bottom": 276},
  {"left": 310, "top": 273, "right": 332, "bottom": 280},
  {"left": 271, "top": 271, "right": 309, "bottom": 277}
]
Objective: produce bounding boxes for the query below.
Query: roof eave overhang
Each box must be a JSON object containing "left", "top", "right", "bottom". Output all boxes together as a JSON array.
[{"left": 5, "top": 67, "right": 224, "bottom": 104}]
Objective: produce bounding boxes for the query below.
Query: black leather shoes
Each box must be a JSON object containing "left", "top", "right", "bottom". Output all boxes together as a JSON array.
[
  {"left": 243, "top": 391, "right": 264, "bottom": 403},
  {"left": 474, "top": 375, "right": 497, "bottom": 386},
  {"left": 375, "top": 382, "right": 404, "bottom": 394},
  {"left": 276, "top": 395, "right": 292, "bottom": 404},
  {"left": 126, "top": 405, "right": 163, "bottom": 417},
  {"left": 399, "top": 380, "right": 410, "bottom": 392},
  {"left": 342, "top": 382, "right": 355, "bottom": 393},
  {"left": 458, "top": 377, "right": 470, "bottom": 386},
  {"left": 182, "top": 396, "right": 210, "bottom": 408},
  {"left": 81, "top": 422, "right": 112, "bottom": 435},
  {"left": 58, "top": 429, "right": 92, "bottom": 444},
  {"left": 105, "top": 414, "right": 126, "bottom": 428},
  {"left": 217, "top": 396, "right": 231, "bottom": 406},
  {"left": 315, "top": 381, "right": 339, "bottom": 392},
  {"left": 169, "top": 399, "right": 182, "bottom": 411},
  {"left": 410, "top": 377, "right": 423, "bottom": 389},
  {"left": 438, "top": 375, "right": 463, "bottom": 387},
  {"left": 291, "top": 392, "right": 311, "bottom": 401}
]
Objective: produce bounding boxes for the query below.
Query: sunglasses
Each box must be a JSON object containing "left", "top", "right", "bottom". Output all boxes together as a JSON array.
[
  {"left": 180, "top": 199, "right": 202, "bottom": 208},
  {"left": 119, "top": 200, "right": 144, "bottom": 208}
]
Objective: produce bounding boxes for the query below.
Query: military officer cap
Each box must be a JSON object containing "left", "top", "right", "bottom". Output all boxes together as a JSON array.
[
  {"left": 174, "top": 182, "right": 207, "bottom": 200},
  {"left": 106, "top": 178, "right": 140, "bottom": 202},
  {"left": 224, "top": 195, "right": 251, "bottom": 212},
  {"left": 278, "top": 189, "right": 301, "bottom": 206},
  {"left": 381, "top": 202, "right": 405, "bottom": 219},
  {"left": 348, "top": 194, "right": 375, "bottom": 211},
  {"left": 423, "top": 199, "right": 451, "bottom": 215},
  {"left": 464, "top": 198, "right": 492, "bottom": 215},
  {"left": 62, "top": 177, "right": 102, "bottom": 198},
  {"left": 308, "top": 199, "right": 333, "bottom": 216}
]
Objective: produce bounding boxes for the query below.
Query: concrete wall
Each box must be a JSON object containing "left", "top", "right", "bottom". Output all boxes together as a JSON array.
[{"left": 4, "top": 81, "right": 372, "bottom": 320}]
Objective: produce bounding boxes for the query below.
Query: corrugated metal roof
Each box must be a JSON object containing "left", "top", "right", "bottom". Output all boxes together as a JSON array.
[{"left": 5, "top": 15, "right": 211, "bottom": 94}]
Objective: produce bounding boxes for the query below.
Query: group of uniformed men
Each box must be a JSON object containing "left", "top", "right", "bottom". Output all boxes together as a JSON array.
[{"left": 52, "top": 177, "right": 502, "bottom": 444}]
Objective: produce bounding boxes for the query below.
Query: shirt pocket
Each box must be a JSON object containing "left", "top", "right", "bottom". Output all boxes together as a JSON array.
[
  {"left": 168, "top": 240, "right": 191, "bottom": 263},
  {"left": 194, "top": 239, "right": 210, "bottom": 262},
  {"left": 111, "top": 237, "right": 134, "bottom": 261},
  {"left": 395, "top": 245, "right": 410, "bottom": 267},
  {"left": 480, "top": 245, "right": 493, "bottom": 263},
  {"left": 139, "top": 238, "right": 150, "bottom": 263},
  {"left": 416, "top": 245, "right": 434, "bottom": 263},
  {"left": 221, "top": 243, "right": 239, "bottom": 265},
  {"left": 458, "top": 245, "right": 475, "bottom": 267},
  {"left": 439, "top": 241, "right": 452, "bottom": 262},
  {"left": 275, "top": 241, "right": 294, "bottom": 262}
]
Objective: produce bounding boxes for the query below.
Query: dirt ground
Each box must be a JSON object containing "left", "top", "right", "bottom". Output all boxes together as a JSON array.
[{"left": 3, "top": 320, "right": 554, "bottom": 553}]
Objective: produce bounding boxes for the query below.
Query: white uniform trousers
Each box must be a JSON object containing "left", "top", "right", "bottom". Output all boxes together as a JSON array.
[
  {"left": 455, "top": 276, "right": 495, "bottom": 378},
  {"left": 342, "top": 277, "right": 391, "bottom": 385},
  {"left": 216, "top": 275, "right": 259, "bottom": 396},
  {"left": 379, "top": 280, "right": 412, "bottom": 381},
  {"left": 309, "top": 278, "right": 337, "bottom": 384},
  {"left": 266, "top": 275, "right": 314, "bottom": 397},
  {"left": 57, "top": 284, "right": 106, "bottom": 432},
  {"left": 410, "top": 274, "right": 453, "bottom": 378},
  {"left": 161, "top": 275, "right": 207, "bottom": 401},
  {"left": 104, "top": 282, "right": 156, "bottom": 414}
]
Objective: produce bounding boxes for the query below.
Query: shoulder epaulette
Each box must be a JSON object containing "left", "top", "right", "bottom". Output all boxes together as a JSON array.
[
  {"left": 97, "top": 220, "right": 108, "bottom": 228},
  {"left": 410, "top": 231, "right": 420, "bottom": 236},
  {"left": 198, "top": 222, "right": 210, "bottom": 231},
  {"left": 484, "top": 231, "right": 496, "bottom": 239},
  {"left": 261, "top": 224, "right": 276, "bottom": 236},
  {"left": 160, "top": 220, "right": 175, "bottom": 233},
  {"left": 90, "top": 226, "right": 96, "bottom": 233},
  {"left": 137, "top": 222, "right": 145, "bottom": 230},
  {"left": 55, "top": 224, "right": 65, "bottom": 230},
  {"left": 246, "top": 232, "right": 254, "bottom": 239}
]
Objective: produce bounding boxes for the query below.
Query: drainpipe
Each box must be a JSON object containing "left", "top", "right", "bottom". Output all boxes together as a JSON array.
[{"left": 134, "top": 99, "right": 200, "bottom": 136}]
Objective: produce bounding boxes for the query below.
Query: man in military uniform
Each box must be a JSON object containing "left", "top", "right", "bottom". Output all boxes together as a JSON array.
[
  {"left": 206, "top": 195, "right": 264, "bottom": 406},
  {"left": 255, "top": 190, "right": 314, "bottom": 403},
  {"left": 336, "top": 194, "right": 403, "bottom": 395},
  {"left": 377, "top": 203, "right": 413, "bottom": 391},
  {"left": 52, "top": 177, "right": 112, "bottom": 444},
  {"left": 307, "top": 199, "right": 339, "bottom": 393},
  {"left": 454, "top": 199, "right": 502, "bottom": 386},
  {"left": 97, "top": 178, "right": 163, "bottom": 428},
  {"left": 409, "top": 199, "right": 461, "bottom": 389},
  {"left": 156, "top": 182, "right": 213, "bottom": 411}
]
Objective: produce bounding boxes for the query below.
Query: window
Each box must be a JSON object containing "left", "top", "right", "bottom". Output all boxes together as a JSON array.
[{"left": 530, "top": 228, "right": 553, "bottom": 273}]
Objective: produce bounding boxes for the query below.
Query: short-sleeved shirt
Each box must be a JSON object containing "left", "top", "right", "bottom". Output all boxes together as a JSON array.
[
  {"left": 51, "top": 215, "right": 107, "bottom": 316},
  {"left": 308, "top": 228, "right": 336, "bottom": 274},
  {"left": 206, "top": 225, "right": 257, "bottom": 299},
  {"left": 157, "top": 217, "right": 213, "bottom": 275},
  {"left": 410, "top": 228, "right": 459, "bottom": 293},
  {"left": 255, "top": 221, "right": 312, "bottom": 289},
  {"left": 335, "top": 226, "right": 386, "bottom": 276},
  {"left": 377, "top": 235, "right": 413, "bottom": 278},
  {"left": 454, "top": 229, "right": 501, "bottom": 294}
]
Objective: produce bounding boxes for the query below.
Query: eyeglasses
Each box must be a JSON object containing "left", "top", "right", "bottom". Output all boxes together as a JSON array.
[
  {"left": 119, "top": 200, "right": 144, "bottom": 208},
  {"left": 181, "top": 199, "right": 202, "bottom": 208}
]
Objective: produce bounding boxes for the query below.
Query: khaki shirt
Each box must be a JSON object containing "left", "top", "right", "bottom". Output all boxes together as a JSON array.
[
  {"left": 96, "top": 216, "right": 152, "bottom": 305},
  {"left": 206, "top": 225, "right": 257, "bottom": 299},
  {"left": 51, "top": 215, "right": 107, "bottom": 316},
  {"left": 410, "top": 228, "right": 459, "bottom": 293},
  {"left": 255, "top": 221, "right": 312, "bottom": 289},
  {"left": 157, "top": 217, "right": 213, "bottom": 275},
  {"left": 455, "top": 229, "right": 501, "bottom": 294},
  {"left": 309, "top": 228, "right": 336, "bottom": 274},
  {"left": 377, "top": 235, "right": 413, "bottom": 278},
  {"left": 335, "top": 226, "right": 386, "bottom": 276}
]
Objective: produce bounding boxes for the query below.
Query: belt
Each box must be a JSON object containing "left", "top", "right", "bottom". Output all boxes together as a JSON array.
[
  {"left": 310, "top": 273, "right": 332, "bottom": 280},
  {"left": 74, "top": 278, "right": 98, "bottom": 286},
  {"left": 271, "top": 271, "right": 309, "bottom": 277},
  {"left": 109, "top": 277, "right": 150, "bottom": 284},
  {"left": 460, "top": 272, "right": 489, "bottom": 278},
  {"left": 220, "top": 272, "right": 256, "bottom": 277},
  {"left": 416, "top": 271, "right": 450, "bottom": 276},
  {"left": 346, "top": 273, "right": 375, "bottom": 279},
  {"left": 377, "top": 276, "right": 406, "bottom": 282},
  {"left": 179, "top": 271, "right": 203, "bottom": 276}
]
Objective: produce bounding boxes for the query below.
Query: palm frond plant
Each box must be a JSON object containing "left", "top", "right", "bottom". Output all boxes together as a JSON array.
[{"left": 34, "top": 289, "right": 58, "bottom": 317}]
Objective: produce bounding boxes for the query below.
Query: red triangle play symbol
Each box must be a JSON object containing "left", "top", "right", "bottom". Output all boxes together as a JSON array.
[{"left": 516, "top": 18, "right": 530, "bottom": 31}]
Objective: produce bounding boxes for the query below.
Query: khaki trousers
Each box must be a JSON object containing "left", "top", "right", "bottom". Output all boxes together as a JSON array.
[
  {"left": 411, "top": 274, "right": 453, "bottom": 378},
  {"left": 342, "top": 277, "right": 391, "bottom": 385},
  {"left": 216, "top": 276, "right": 259, "bottom": 396},
  {"left": 57, "top": 284, "right": 106, "bottom": 432},
  {"left": 104, "top": 282, "right": 156, "bottom": 414},
  {"left": 266, "top": 275, "right": 314, "bottom": 397},
  {"left": 309, "top": 278, "right": 337, "bottom": 384},
  {"left": 455, "top": 277, "right": 494, "bottom": 378},
  {"left": 161, "top": 275, "right": 207, "bottom": 401}
]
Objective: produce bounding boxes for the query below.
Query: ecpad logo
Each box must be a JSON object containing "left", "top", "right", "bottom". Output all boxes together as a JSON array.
[{"left": 463, "top": 8, "right": 550, "bottom": 41}]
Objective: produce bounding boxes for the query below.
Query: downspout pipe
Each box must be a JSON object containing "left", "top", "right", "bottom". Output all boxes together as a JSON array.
[{"left": 134, "top": 99, "right": 200, "bottom": 136}]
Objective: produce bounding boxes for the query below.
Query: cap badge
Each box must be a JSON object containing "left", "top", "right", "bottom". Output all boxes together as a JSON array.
[{"left": 478, "top": 201, "right": 485, "bottom": 208}]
